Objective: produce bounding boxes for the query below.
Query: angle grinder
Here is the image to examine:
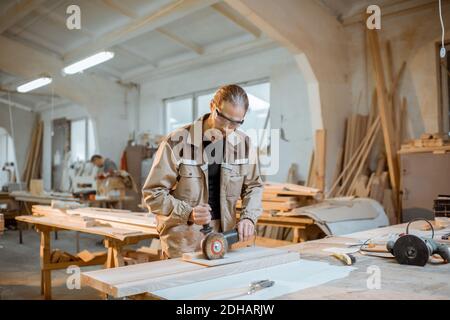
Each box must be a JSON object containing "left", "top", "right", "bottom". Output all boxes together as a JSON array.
[
  {"left": 386, "top": 219, "right": 450, "bottom": 266},
  {"left": 200, "top": 223, "right": 239, "bottom": 260}
]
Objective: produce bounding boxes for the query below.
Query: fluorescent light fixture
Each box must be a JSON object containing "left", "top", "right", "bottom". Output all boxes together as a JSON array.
[
  {"left": 63, "top": 51, "right": 115, "bottom": 75},
  {"left": 17, "top": 77, "right": 52, "bottom": 93}
]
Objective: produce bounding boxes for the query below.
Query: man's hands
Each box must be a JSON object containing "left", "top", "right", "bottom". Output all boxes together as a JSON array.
[
  {"left": 237, "top": 219, "right": 255, "bottom": 242},
  {"left": 189, "top": 203, "right": 212, "bottom": 226},
  {"left": 189, "top": 204, "right": 254, "bottom": 242}
]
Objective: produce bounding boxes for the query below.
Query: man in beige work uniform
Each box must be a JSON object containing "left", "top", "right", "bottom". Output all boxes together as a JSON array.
[{"left": 142, "top": 85, "right": 263, "bottom": 259}]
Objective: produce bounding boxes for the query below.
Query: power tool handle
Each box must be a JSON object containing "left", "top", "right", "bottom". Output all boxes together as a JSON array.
[
  {"left": 435, "top": 244, "right": 450, "bottom": 263},
  {"left": 386, "top": 240, "right": 395, "bottom": 254},
  {"left": 200, "top": 223, "right": 212, "bottom": 235}
]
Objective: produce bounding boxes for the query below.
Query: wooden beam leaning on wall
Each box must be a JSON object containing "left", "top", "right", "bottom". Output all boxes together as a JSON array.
[
  {"left": 367, "top": 30, "right": 401, "bottom": 222},
  {"left": 314, "top": 130, "right": 326, "bottom": 192}
]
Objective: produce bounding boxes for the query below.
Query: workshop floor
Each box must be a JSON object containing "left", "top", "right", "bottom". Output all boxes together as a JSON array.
[{"left": 0, "top": 227, "right": 148, "bottom": 300}]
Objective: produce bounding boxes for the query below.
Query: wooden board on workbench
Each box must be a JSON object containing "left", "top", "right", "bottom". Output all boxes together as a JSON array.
[
  {"left": 182, "top": 246, "right": 290, "bottom": 267},
  {"left": 82, "top": 251, "right": 300, "bottom": 298}
]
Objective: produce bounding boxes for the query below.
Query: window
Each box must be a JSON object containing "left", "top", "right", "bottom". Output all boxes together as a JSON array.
[
  {"left": 165, "top": 97, "right": 194, "bottom": 133},
  {"left": 164, "top": 80, "right": 271, "bottom": 147},
  {"left": 0, "top": 128, "right": 16, "bottom": 187},
  {"left": 70, "top": 118, "right": 96, "bottom": 162}
]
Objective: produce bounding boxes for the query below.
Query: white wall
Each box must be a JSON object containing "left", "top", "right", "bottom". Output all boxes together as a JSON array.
[
  {"left": 0, "top": 106, "right": 35, "bottom": 179},
  {"left": 139, "top": 47, "right": 313, "bottom": 183}
]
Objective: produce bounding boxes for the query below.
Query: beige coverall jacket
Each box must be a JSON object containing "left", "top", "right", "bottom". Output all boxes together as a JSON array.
[{"left": 142, "top": 114, "right": 263, "bottom": 258}]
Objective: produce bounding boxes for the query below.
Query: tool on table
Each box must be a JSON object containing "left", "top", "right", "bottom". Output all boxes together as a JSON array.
[
  {"left": 386, "top": 219, "right": 450, "bottom": 266},
  {"left": 331, "top": 252, "right": 356, "bottom": 265},
  {"left": 197, "top": 279, "right": 275, "bottom": 300},
  {"left": 441, "top": 232, "right": 450, "bottom": 241},
  {"left": 247, "top": 279, "right": 275, "bottom": 295}
]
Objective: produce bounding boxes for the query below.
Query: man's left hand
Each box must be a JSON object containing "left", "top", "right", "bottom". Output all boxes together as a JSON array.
[{"left": 237, "top": 219, "right": 255, "bottom": 242}]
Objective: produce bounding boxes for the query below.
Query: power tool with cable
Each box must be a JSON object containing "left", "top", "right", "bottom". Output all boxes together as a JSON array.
[
  {"left": 386, "top": 219, "right": 450, "bottom": 266},
  {"left": 200, "top": 222, "right": 239, "bottom": 260}
]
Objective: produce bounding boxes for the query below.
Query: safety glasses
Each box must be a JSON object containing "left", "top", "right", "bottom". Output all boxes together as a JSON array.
[{"left": 215, "top": 109, "right": 245, "bottom": 128}]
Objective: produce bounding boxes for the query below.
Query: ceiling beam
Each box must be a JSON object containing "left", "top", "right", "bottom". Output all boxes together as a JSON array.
[
  {"left": 8, "top": 0, "right": 64, "bottom": 36},
  {"left": 342, "top": 0, "right": 438, "bottom": 26},
  {"left": 0, "top": 0, "right": 46, "bottom": 34},
  {"left": 122, "top": 36, "right": 275, "bottom": 82},
  {"left": 101, "top": 0, "right": 139, "bottom": 19},
  {"left": 211, "top": 3, "right": 261, "bottom": 38},
  {"left": 63, "top": 0, "right": 220, "bottom": 62},
  {"left": 0, "top": 97, "right": 33, "bottom": 112},
  {"left": 115, "top": 45, "right": 157, "bottom": 66},
  {"left": 156, "top": 27, "right": 204, "bottom": 54},
  {"left": 8, "top": 26, "right": 65, "bottom": 56},
  {"left": 35, "top": 7, "right": 95, "bottom": 38},
  {"left": 0, "top": 35, "right": 126, "bottom": 115}
]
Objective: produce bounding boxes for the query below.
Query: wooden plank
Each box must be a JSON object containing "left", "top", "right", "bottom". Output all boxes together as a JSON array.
[
  {"left": 67, "top": 208, "right": 156, "bottom": 227},
  {"left": 182, "top": 246, "right": 289, "bottom": 267},
  {"left": 83, "top": 251, "right": 299, "bottom": 298},
  {"left": 30, "top": 179, "right": 44, "bottom": 196},
  {"left": 367, "top": 30, "right": 400, "bottom": 221},
  {"left": 16, "top": 215, "right": 157, "bottom": 241},
  {"left": 306, "top": 151, "right": 315, "bottom": 187},
  {"left": 315, "top": 129, "right": 326, "bottom": 192}
]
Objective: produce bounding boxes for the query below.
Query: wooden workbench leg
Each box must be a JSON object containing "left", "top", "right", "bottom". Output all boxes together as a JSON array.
[
  {"left": 39, "top": 229, "right": 52, "bottom": 300},
  {"left": 112, "top": 247, "right": 124, "bottom": 267},
  {"left": 293, "top": 228, "right": 300, "bottom": 243},
  {"left": 104, "top": 239, "right": 124, "bottom": 268},
  {"left": 105, "top": 247, "right": 114, "bottom": 268}
]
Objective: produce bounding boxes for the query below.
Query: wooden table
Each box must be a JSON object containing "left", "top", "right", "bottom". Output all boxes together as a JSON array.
[
  {"left": 81, "top": 219, "right": 450, "bottom": 300},
  {"left": 11, "top": 191, "right": 134, "bottom": 211},
  {"left": 16, "top": 214, "right": 159, "bottom": 300},
  {"left": 254, "top": 214, "right": 315, "bottom": 243}
]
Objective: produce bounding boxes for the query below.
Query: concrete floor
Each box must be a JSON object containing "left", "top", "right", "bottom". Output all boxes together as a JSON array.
[{"left": 0, "top": 227, "right": 132, "bottom": 300}]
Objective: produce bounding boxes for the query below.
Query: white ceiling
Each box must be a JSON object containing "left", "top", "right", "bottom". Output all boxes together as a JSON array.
[{"left": 0, "top": 0, "right": 274, "bottom": 111}]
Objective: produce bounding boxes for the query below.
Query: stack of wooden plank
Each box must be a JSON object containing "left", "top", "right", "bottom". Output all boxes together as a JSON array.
[
  {"left": 22, "top": 117, "right": 44, "bottom": 189},
  {"left": 399, "top": 133, "right": 450, "bottom": 154},
  {"left": 50, "top": 249, "right": 80, "bottom": 263},
  {"left": 236, "top": 182, "right": 320, "bottom": 213},
  {"left": 326, "top": 37, "right": 408, "bottom": 225},
  {"left": 31, "top": 205, "right": 157, "bottom": 234}
]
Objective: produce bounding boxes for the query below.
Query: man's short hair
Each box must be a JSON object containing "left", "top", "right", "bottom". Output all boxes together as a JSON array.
[{"left": 90, "top": 154, "right": 103, "bottom": 162}]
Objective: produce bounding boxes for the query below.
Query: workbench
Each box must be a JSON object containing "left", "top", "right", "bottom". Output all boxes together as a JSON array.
[
  {"left": 81, "top": 219, "right": 450, "bottom": 300},
  {"left": 11, "top": 191, "right": 134, "bottom": 211},
  {"left": 254, "top": 213, "right": 315, "bottom": 243},
  {"left": 15, "top": 214, "right": 159, "bottom": 300}
]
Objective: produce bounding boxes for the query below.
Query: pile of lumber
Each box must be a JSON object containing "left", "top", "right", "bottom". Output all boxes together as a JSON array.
[
  {"left": 236, "top": 182, "right": 320, "bottom": 212},
  {"left": 22, "top": 117, "right": 43, "bottom": 189},
  {"left": 50, "top": 249, "right": 108, "bottom": 264},
  {"left": 50, "top": 249, "right": 80, "bottom": 263},
  {"left": 400, "top": 133, "right": 450, "bottom": 154},
  {"left": 122, "top": 247, "right": 161, "bottom": 265},
  {"left": 326, "top": 35, "right": 409, "bottom": 225}
]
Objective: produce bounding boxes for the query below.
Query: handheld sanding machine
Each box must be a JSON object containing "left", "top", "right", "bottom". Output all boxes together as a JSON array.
[
  {"left": 386, "top": 219, "right": 450, "bottom": 266},
  {"left": 200, "top": 222, "right": 239, "bottom": 260}
]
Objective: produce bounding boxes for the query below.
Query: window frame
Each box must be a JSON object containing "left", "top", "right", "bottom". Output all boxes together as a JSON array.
[
  {"left": 437, "top": 41, "right": 450, "bottom": 135},
  {"left": 163, "top": 78, "right": 270, "bottom": 134},
  {"left": 69, "top": 117, "right": 92, "bottom": 162}
]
